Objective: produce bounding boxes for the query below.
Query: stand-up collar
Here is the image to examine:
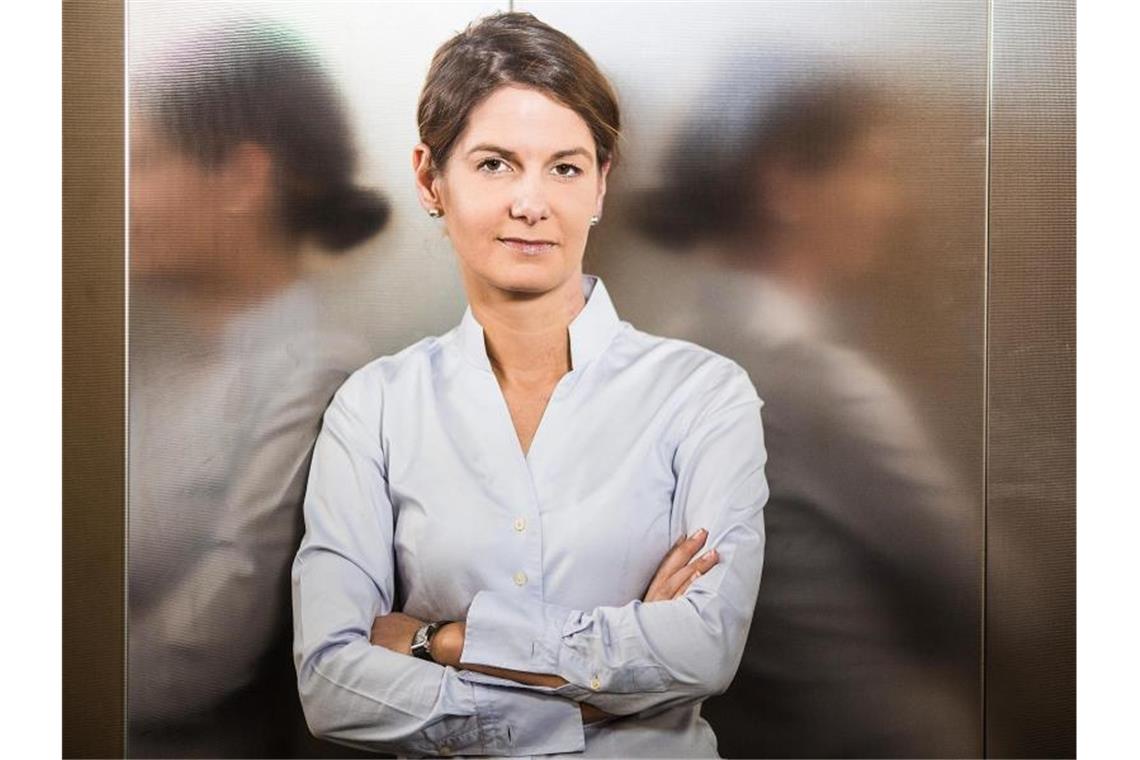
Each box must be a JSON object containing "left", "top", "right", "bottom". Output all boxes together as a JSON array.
[{"left": 455, "top": 275, "right": 622, "bottom": 374}]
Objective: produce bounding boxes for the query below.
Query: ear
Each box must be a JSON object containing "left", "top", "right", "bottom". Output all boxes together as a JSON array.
[
  {"left": 412, "top": 143, "right": 444, "bottom": 214},
  {"left": 594, "top": 159, "right": 611, "bottom": 218},
  {"left": 217, "top": 142, "right": 274, "bottom": 214}
]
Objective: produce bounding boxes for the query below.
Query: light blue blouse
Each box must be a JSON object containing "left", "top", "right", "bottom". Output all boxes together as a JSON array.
[{"left": 292, "top": 275, "right": 768, "bottom": 758}]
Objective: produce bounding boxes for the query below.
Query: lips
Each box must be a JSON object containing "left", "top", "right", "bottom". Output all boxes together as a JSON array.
[{"left": 498, "top": 237, "right": 557, "bottom": 255}]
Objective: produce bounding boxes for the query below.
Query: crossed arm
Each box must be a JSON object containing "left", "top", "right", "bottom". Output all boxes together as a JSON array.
[{"left": 368, "top": 529, "right": 722, "bottom": 724}]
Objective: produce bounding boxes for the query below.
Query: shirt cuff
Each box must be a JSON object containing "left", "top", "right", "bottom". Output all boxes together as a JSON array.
[
  {"left": 461, "top": 590, "right": 573, "bottom": 674},
  {"left": 470, "top": 680, "right": 585, "bottom": 755}
]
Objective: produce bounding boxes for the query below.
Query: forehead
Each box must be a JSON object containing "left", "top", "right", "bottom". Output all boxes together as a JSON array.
[{"left": 457, "top": 85, "right": 595, "bottom": 156}]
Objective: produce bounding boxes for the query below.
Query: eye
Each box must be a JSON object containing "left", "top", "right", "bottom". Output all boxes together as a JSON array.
[
  {"left": 552, "top": 162, "right": 583, "bottom": 178},
  {"left": 476, "top": 157, "right": 511, "bottom": 174}
]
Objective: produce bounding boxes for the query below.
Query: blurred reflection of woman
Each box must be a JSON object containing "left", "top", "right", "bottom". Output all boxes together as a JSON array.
[
  {"left": 291, "top": 12, "right": 769, "bottom": 758},
  {"left": 127, "top": 19, "right": 388, "bottom": 757},
  {"left": 639, "top": 66, "right": 980, "bottom": 757}
]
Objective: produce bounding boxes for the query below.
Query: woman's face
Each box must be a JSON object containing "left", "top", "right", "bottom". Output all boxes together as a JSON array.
[
  {"left": 130, "top": 118, "right": 229, "bottom": 283},
  {"left": 761, "top": 125, "right": 904, "bottom": 280},
  {"left": 130, "top": 117, "right": 280, "bottom": 288},
  {"left": 416, "top": 85, "right": 609, "bottom": 298}
]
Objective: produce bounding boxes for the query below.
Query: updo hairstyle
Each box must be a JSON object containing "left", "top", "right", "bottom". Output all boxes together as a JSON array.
[{"left": 134, "top": 19, "right": 389, "bottom": 252}]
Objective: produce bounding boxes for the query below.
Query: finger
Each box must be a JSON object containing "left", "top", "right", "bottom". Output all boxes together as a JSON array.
[
  {"left": 645, "top": 529, "right": 709, "bottom": 600},
  {"left": 646, "top": 530, "right": 708, "bottom": 600},
  {"left": 672, "top": 549, "right": 719, "bottom": 598},
  {"left": 661, "top": 548, "right": 719, "bottom": 599},
  {"left": 678, "top": 569, "right": 702, "bottom": 598},
  {"left": 653, "top": 533, "right": 691, "bottom": 576},
  {"left": 676, "top": 550, "right": 720, "bottom": 598},
  {"left": 655, "top": 531, "right": 710, "bottom": 586}
]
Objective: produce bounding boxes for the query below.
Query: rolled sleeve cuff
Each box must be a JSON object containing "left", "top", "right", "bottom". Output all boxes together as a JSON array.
[
  {"left": 471, "top": 681, "right": 585, "bottom": 755},
  {"left": 461, "top": 590, "right": 573, "bottom": 674}
]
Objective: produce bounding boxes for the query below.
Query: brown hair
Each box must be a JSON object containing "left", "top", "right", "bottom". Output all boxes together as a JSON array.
[
  {"left": 417, "top": 12, "right": 621, "bottom": 172},
  {"left": 638, "top": 69, "right": 891, "bottom": 253},
  {"left": 135, "top": 18, "right": 389, "bottom": 252}
]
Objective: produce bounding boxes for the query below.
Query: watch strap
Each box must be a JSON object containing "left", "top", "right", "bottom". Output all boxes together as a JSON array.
[{"left": 411, "top": 620, "right": 447, "bottom": 661}]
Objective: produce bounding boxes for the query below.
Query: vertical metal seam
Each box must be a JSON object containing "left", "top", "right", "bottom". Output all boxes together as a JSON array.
[
  {"left": 122, "top": 1, "right": 131, "bottom": 752},
  {"left": 982, "top": 0, "right": 994, "bottom": 757}
]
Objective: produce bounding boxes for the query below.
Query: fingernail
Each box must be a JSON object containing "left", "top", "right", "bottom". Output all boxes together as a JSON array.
[{"left": 690, "top": 528, "right": 707, "bottom": 540}]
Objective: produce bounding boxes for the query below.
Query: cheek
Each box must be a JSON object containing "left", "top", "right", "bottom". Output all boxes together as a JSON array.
[
  {"left": 130, "top": 169, "right": 223, "bottom": 270},
  {"left": 132, "top": 167, "right": 212, "bottom": 224},
  {"left": 447, "top": 193, "right": 501, "bottom": 250},
  {"left": 555, "top": 188, "right": 600, "bottom": 237}
]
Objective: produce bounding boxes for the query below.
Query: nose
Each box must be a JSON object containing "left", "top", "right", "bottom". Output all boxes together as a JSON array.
[{"left": 509, "top": 178, "right": 550, "bottom": 225}]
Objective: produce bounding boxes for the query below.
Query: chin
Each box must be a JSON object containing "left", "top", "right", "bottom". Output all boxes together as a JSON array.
[
  {"left": 495, "top": 273, "right": 563, "bottom": 296},
  {"left": 486, "top": 262, "right": 576, "bottom": 297}
]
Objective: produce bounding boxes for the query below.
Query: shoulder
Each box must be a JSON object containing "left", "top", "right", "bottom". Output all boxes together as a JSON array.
[
  {"left": 328, "top": 333, "right": 448, "bottom": 413},
  {"left": 611, "top": 323, "right": 762, "bottom": 423},
  {"left": 622, "top": 323, "right": 755, "bottom": 390}
]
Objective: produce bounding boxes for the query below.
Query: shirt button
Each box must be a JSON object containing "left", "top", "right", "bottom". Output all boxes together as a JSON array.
[
  {"left": 513, "top": 570, "right": 528, "bottom": 586},
  {"left": 513, "top": 516, "right": 527, "bottom": 533},
  {"left": 590, "top": 675, "right": 602, "bottom": 691}
]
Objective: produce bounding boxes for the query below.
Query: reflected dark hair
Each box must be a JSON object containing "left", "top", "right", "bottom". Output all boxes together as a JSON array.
[
  {"left": 417, "top": 12, "right": 621, "bottom": 171},
  {"left": 134, "top": 19, "right": 389, "bottom": 252},
  {"left": 638, "top": 73, "right": 889, "bottom": 251}
]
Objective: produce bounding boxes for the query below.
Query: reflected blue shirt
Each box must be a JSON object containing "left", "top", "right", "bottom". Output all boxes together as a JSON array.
[{"left": 292, "top": 275, "right": 768, "bottom": 758}]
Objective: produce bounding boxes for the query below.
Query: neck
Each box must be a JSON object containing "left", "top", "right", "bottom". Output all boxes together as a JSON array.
[
  {"left": 138, "top": 239, "right": 302, "bottom": 337},
  {"left": 466, "top": 273, "right": 587, "bottom": 387}
]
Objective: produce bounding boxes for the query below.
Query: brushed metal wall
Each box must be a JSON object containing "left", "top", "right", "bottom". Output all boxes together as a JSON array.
[
  {"left": 63, "top": 2, "right": 125, "bottom": 757},
  {"left": 60, "top": 1, "right": 1075, "bottom": 756},
  {"left": 986, "top": 2, "right": 1075, "bottom": 756}
]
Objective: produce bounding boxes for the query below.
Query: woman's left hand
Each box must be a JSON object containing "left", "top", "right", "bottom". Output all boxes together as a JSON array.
[{"left": 370, "top": 612, "right": 426, "bottom": 655}]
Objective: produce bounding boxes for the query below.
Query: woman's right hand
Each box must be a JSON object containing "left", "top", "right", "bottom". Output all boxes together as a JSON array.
[{"left": 642, "top": 528, "right": 720, "bottom": 602}]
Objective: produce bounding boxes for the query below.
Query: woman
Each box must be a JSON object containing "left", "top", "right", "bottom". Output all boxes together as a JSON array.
[
  {"left": 128, "top": 18, "right": 387, "bottom": 757},
  {"left": 292, "top": 13, "right": 768, "bottom": 757}
]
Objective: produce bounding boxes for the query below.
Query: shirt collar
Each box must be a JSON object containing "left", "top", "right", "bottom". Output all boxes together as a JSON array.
[{"left": 455, "top": 274, "right": 622, "bottom": 374}]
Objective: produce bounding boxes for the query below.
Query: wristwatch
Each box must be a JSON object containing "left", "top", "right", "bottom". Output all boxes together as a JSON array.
[{"left": 410, "top": 621, "right": 448, "bottom": 662}]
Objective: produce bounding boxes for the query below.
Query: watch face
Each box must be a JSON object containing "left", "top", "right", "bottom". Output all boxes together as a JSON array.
[{"left": 412, "top": 627, "right": 428, "bottom": 651}]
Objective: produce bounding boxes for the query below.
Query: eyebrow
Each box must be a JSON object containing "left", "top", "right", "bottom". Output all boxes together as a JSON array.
[{"left": 466, "top": 144, "right": 593, "bottom": 162}]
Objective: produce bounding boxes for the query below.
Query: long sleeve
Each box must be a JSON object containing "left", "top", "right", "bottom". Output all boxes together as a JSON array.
[
  {"left": 459, "top": 365, "right": 768, "bottom": 717},
  {"left": 292, "top": 370, "right": 586, "bottom": 756},
  {"left": 128, "top": 360, "right": 348, "bottom": 726}
]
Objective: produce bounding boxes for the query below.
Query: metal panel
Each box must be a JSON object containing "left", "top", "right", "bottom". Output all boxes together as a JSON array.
[
  {"left": 63, "top": 1, "right": 126, "bottom": 756},
  {"left": 985, "top": 2, "right": 1076, "bottom": 756}
]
